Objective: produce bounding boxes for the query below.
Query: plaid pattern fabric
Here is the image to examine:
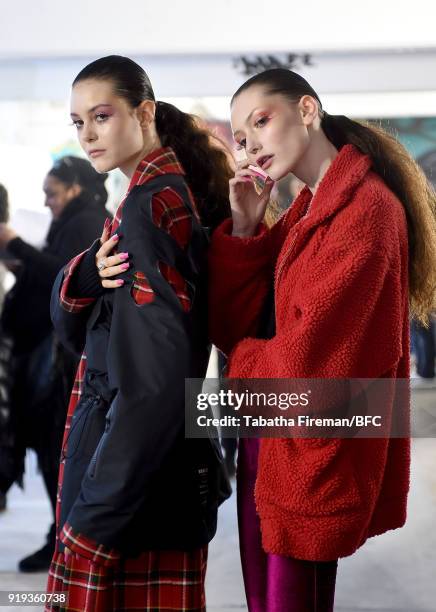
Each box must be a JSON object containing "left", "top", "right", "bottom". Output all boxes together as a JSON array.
[
  {"left": 47, "top": 147, "right": 206, "bottom": 610},
  {"left": 152, "top": 187, "right": 193, "bottom": 249},
  {"left": 110, "top": 146, "right": 192, "bottom": 239},
  {"left": 59, "top": 251, "right": 96, "bottom": 312},
  {"left": 158, "top": 262, "right": 192, "bottom": 313},
  {"left": 55, "top": 355, "right": 87, "bottom": 541},
  {"left": 60, "top": 523, "right": 120, "bottom": 567},
  {"left": 46, "top": 546, "right": 207, "bottom": 611},
  {"left": 131, "top": 270, "right": 155, "bottom": 306},
  {"left": 58, "top": 146, "right": 193, "bottom": 314}
]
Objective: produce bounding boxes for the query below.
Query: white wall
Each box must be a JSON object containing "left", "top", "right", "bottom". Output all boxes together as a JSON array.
[
  {"left": 1, "top": 0, "right": 436, "bottom": 223},
  {"left": 2, "top": 48, "right": 436, "bottom": 102},
  {"left": 1, "top": 0, "right": 436, "bottom": 58}
]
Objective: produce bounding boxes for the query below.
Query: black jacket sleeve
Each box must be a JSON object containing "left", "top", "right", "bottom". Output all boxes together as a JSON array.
[
  {"left": 50, "top": 240, "right": 105, "bottom": 357},
  {"left": 50, "top": 269, "right": 89, "bottom": 357},
  {"left": 66, "top": 182, "right": 210, "bottom": 548},
  {"left": 67, "top": 240, "right": 105, "bottom": 299}
]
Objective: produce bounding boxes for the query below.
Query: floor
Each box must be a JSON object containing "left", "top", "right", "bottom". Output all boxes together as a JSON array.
[{"left": 0, "top": 385, "right": 435, "bottom": 612}]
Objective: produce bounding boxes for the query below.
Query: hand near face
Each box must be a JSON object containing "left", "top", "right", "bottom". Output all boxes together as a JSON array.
[
  {"left": 0, "top": 223, "right": 18, "bottom": 249},
  {"left": 95, "top": 221, "right": 129, "bottom": 289},
  {"left": 229, "top": 161, "right": 274, "bottom": 237}
]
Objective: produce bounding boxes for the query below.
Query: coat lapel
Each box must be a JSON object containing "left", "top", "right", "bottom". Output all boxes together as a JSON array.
[{"left": 275, "top": 145, "right": 373, "bottom": 279}]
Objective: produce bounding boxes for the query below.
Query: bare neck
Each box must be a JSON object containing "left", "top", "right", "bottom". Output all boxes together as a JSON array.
[{"left": 293, "top": 132, "right": 339, "bottom": 195}]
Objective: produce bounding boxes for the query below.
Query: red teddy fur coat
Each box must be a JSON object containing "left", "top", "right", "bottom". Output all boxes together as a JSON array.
[{"left": 209, "top": 144, "right": 410, "bottom": 561}]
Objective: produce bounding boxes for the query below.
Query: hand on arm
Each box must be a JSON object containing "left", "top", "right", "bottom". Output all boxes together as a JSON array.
[
  {"left": 60, "top": 220, "right": 129, "bottom": 301},
  {"left": 95, "top": 223, "right": 130, "bottom": 289}
]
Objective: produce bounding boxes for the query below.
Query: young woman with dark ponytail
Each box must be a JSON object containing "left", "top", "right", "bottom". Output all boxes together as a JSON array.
[
  {"left": 45, "top": 55, "right": 232, "bottom": 611},
  {"left": 208, "top": 69, "right": 436, "bottom": 611}
]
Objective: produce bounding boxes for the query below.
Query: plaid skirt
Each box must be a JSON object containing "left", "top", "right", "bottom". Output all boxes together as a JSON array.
[{"left": 45, "top": 546, "right": 208, "bottom": 611}]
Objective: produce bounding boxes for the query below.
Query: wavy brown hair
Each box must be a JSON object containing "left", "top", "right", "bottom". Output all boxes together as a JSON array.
[
  {"left": 233, "top": 69, "right": 436, "bottom": 324},
  {"left": 73, "top": 55, "right": 233, "bottom": 230},
  {"left": 321, "top": 115, "right": 436, "bottom": 324},
  {"left": 154, "top": 103, "right": 233, "bottom": 229}
]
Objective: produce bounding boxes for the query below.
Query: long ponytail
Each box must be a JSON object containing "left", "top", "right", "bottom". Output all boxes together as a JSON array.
[
  {"left": 321, "top": 113, "right": 436, "bottom": 324},
  {"left": 155, "top": 101, "right": 232, "bottom": 229}
]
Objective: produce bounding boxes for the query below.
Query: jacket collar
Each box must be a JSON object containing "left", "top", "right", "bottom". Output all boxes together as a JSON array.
[
  {"left": 275, "top": 145, "right": 373, "bottom": 275},
  {"left": 127, "top": 146, "right": 185, "bottom": 193},
  {"left": 282, "top": 144, "right": 372, "bottom": 234}
]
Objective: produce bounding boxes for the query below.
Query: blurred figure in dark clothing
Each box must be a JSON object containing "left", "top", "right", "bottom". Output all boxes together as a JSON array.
[
  {"left": 0, "top": 157, "right": 109, "bottom": 571},
  {"left": 0, "top": 183, "right": 10, "bottom": 513},
  {"left": 0, "top": 184, "right": 9, "bottom": 223},
  {"left": 411, "top": 318, "right": 435, "bottom": 379}
]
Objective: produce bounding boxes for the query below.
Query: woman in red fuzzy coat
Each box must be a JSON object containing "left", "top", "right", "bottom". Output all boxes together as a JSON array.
[{"left": 209, "top": 69, "right": 436, "bottom": 612}]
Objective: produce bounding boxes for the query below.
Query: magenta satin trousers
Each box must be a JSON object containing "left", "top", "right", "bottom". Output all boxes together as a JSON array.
[{"left": 237, "top": 439, "right": 338, "bottom": 612}]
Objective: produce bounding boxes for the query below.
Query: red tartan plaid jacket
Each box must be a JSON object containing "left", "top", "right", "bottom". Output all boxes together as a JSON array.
[{"left": 51, "top": 147, "right": 228, "bottom": 563}]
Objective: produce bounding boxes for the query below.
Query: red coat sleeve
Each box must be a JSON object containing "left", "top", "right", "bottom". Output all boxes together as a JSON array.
[{"left": 208, "top": 219, "right": 275, "bottom": 356}]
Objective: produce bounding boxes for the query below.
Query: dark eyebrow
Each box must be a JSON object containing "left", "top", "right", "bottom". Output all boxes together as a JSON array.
[
  {"left": 233, "top": 108, "right": 259, "bottom": 139},
  {"left": 70, "top": 103, "right": 112, "bottom": 118}
]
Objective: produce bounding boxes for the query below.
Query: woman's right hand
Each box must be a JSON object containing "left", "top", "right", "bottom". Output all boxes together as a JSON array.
[
  {"left": 95, "top": 221, "right": 130, "bottom": 289},
  {"left": 229, "top": 161, "right": 274, "bottom": 237}
]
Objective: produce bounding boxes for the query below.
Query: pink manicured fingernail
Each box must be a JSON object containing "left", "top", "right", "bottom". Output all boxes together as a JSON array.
[
  {"left": 121, "top": 263, "right": 129, "bottom": 270},
  {"left": 116, "top": 279, "right": 124, "bottom": 286},
  {"left": 112, "top": 233, "right": 119, "bottom": 241},
  {"left": 119, "top": 252, "right": 129, "bottom": 260}
]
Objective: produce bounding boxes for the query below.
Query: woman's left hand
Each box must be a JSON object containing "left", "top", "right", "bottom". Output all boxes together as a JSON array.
[
  {"left": 0, "top": 223, "right": 18, "bottom": 249},
  {"left": 95, "top": 223, "right": 129, "bottom": 289}
]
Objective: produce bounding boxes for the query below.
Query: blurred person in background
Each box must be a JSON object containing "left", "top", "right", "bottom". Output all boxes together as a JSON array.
[
  {"left": 0, "top": 183, "right": 11, "bottom": 513},
  {"left": 209, "top": 69, "right": 436, "bottom": 612},
  {"left": 410, "top": 152, "right": 436, "bottom": 383},
  {"left": 0, "top": 183, "right": 10, "bottom": 308},
  {"left": 411, "top": 317, "right": 435, "bottom": 380},
  {"left": 0, "top": 157, "right": 109, "bottom": 572}
]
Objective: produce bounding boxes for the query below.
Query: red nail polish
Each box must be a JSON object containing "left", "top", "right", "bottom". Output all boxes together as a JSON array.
[
  {"left": 112, "top": 234, "right": 119, "bottom": 241},
  {"left": 121, "top": 263, "right": 129, "bottom": 270},
  {"left": 117, "top": 279, "right": 124, "bottom": 286},
  {"left": 120, "top": 252, "right": 129, "bottom": 260}
]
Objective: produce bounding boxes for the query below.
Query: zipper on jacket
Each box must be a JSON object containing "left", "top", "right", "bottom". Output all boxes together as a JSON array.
[
  {"left": 61, "top": 395, "right": 101, "bottom": 461},
  {"left": 88, "top": 441, "right": 102, "bottom": 478},
  {"left": 89, "top": 402, "right": 109, "bottom": 479}
]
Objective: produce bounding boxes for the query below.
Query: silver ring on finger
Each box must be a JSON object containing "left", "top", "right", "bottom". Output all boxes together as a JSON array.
[{"left": 97, "top": 259, "right": 107, "bottom": 272}]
